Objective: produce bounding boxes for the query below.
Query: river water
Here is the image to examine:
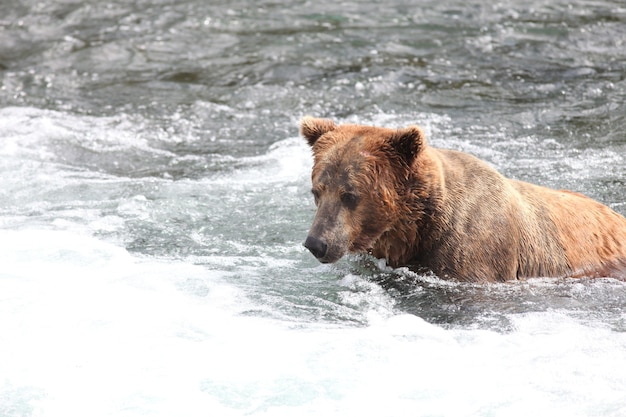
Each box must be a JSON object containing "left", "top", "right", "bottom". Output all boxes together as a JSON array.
[{"left": 1, "top": 0, "right": 626, "bottom": 416}]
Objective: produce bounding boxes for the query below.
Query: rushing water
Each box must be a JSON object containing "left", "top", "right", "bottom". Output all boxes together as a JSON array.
[{"left": 1, "top": 0, "right": 626, "bottom": 416}]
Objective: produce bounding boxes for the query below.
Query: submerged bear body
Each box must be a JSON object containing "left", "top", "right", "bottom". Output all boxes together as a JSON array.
[{"left": 300, "top": 117, "right": 626, "bottom": 282}]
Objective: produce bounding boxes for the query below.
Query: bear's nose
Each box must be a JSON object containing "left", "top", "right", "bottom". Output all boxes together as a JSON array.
[{"left": 304, "top": 235, "right": 327, "bottom": 259}]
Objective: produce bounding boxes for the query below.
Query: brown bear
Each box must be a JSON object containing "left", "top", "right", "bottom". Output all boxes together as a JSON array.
[{"left": 300, "top": 116, "right": 626, "bottom": 282}]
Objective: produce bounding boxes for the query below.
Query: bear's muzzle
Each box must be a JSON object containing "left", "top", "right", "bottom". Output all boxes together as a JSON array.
[{"left": 304, "top": 235, "right": 328, "bottom": 261}]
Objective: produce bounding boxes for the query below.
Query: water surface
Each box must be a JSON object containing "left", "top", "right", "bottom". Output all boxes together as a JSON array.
[{"left": 1, "top": 0, "right": 626, "bottom": 416}]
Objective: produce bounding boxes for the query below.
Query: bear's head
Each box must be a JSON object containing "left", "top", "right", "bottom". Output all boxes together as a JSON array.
[{"left": 300, "top": 116, "right": 426, "bottom": 264}]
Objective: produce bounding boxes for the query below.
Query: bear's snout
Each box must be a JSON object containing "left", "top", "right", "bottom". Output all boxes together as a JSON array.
[{"left": 304, "top": 235, "right": 328, "bottom": 260}]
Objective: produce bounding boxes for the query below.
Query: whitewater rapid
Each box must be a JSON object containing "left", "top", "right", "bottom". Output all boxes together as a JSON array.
[{"left": 2, "top": 107, "right": 626, "bottom": 416}]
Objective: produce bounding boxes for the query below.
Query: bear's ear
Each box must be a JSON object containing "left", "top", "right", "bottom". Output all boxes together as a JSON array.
[
  {"left": 300, "top": 116, "right": 337, "bottom": 147},
  {"left": 388, "top": 125, "right": 426, "bottom": 166}
]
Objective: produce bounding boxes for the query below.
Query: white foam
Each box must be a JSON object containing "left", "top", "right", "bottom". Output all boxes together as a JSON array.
[
  {"left": 0, "top": 229, "right": 254, "bottom": 416},
  {"left": 2, "top": 230, "right": 626, "bottom": 416},
  {"left": 208, "top": 136, "right": 313, "bottom": 186},
  {"left": 337, "top": 273, "right": 397, "bottom": 324},
  {"left": 0, "top": 106, "right": 169, "bottom": 160}
]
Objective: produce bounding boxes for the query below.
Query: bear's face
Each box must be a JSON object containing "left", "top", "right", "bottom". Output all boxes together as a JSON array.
[
  {"left": 300, "top": 117, "right": 424, "bottom": 264},
  {"left": 306, "top": 140, "right": 395, "bottom": 263}
]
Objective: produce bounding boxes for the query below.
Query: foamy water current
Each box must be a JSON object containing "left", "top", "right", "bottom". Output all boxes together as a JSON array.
[{"left": 1, "top": 1, "right": 626, "bottom": 416}]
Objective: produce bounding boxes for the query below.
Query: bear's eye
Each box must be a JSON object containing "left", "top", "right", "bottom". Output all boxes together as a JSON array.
[
  {"left": 340, "top": 192, "right": 358, "bottom": 210},
  {"left": 311, "top": 189, "right": 320, "bottom": 205}
]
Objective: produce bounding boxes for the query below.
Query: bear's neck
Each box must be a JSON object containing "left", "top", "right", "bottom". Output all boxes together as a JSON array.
[{"left": 372, "top": 148, "right": 446, "bottom": 267}]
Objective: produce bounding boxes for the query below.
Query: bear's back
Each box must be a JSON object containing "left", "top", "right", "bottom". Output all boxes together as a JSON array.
[{"left": 429, "top": 147, "right": 626, "bottom": 280}]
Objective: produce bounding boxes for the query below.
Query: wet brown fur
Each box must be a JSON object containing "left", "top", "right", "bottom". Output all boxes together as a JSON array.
[{"left": 301, "top": 116, "right": 626, "bottom": 282}]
